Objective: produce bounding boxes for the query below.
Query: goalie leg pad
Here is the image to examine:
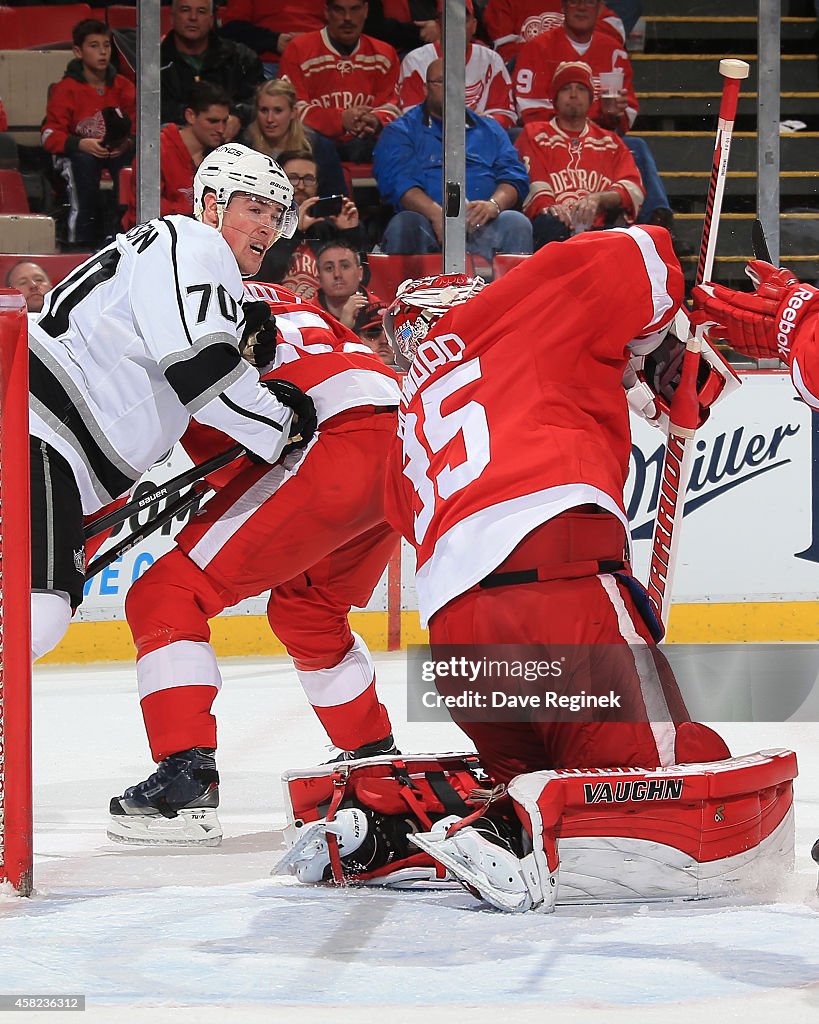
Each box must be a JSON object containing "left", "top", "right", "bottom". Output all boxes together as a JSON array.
[
  {"left": 275, "top": 753, "right": 487, "bottom": 886},
  {"left": 508, "top": 748, "right": 797, "bottom": 906}
]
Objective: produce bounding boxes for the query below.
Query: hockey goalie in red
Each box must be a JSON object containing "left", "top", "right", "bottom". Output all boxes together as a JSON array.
[
  {"left": 108, "top": 282, "right": 403, "bottom": 846},
  {"left": 692, "top": 260, "right": 819, "bottom": 410},
  {"left": 275, "top": 227, "right": 797, "bottom": 911}
]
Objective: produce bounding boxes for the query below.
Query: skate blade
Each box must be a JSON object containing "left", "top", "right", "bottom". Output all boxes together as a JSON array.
[
  {"left": 107, "top": 806, "right": 223, "bottom": 847},
  {"left": 410, "top": 831, "right": 531, "bottom": 912},
  {"left": 272, "top": 819, "right": 331, "bottom": 877}
]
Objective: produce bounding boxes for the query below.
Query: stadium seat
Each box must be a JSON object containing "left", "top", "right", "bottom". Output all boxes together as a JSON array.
[
  {"left": 0, "top": 4, "right": 92, "bottom": 49},
  {"left": 491, "top": 253, "right": 530, "bottom": 279},
  {"left": 106, "top": 5, "right": 172, "bottom": 33},
  {"left": 0, "top": 168, "right": 29, "bottom": 213},
  {"left": 0, "top": 214, "right": 56, "bottom": 253},
  {"left": 0, "top": 252, "right": 90, "bottom": 286},
  {"left": 0, "top": 50, "right": 72, "bottom": 144},
  {"left": 366, "top": 253, "right": 476, "bottom": 303},
  {"left": 118, "top": 165, "right": 132, "bottom": 199},
  {"left": 340, "top": 162, "right": 376, "bottom": 189}
]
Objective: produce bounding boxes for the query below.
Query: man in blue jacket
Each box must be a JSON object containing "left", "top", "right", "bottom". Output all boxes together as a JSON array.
[{"left": 373, "top": 58, "right": 532, "bottom": 261}]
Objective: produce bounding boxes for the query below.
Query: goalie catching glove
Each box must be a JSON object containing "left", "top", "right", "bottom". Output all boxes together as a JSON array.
[
  {"left": 623, "top": 307, "right": 740, "bottom": 429},
  {"left": 691, "top": 260, "right": 819, "bottom": 363},
  {"left": 240, "top": 299, "right": 279, "bottom": 369}
]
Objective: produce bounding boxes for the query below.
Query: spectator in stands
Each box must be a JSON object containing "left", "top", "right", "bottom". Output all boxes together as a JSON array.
[
  {"left": 484, "top": 0, "right": 624, "bottom": 64},
  {"left": 515, "top": 61, "right": 643, "bottom": 248},
  {"left": 354, "top": 302, "right": 394, "bottom": 365},
  {"left": 242, "top": 79, "right": 347, "bottom": 198},
  {"left": 374, "top": 59, "right": 532, "bottom": 260},
  {"left": 122, "top": 83, "right": 230, "bottom": 230},
  {"left": 607, "top": 0, "right": 642, "bottom": 36},
  {"left": 5, "top": 260, "right": 52, "bottom": 314},
  {"left": 218, "top": 0, "right": 326, "bottom": 68},
  {"left": 398, "top": 0, "right": 517, "bottom": 132},
  {"left": 364, "top": 0, "right": 439, "bottom": 55},
  {"left": 160, "top": 0, "right": 264, "bottom": 139},
  {"left": 512, "top": 0, "right": 673, "bottom": 228},
  {"left": 258, "top": 151, "right": 364, "bottom": 300},
  {"left": 278, "top": 0, "right": 401, "bottom": 162},
  {"left": 315, "top": 239, "right": 382, "bottom": 327},
  {"left": 41, "top": 19, "right": 136, "bottom": 250}
]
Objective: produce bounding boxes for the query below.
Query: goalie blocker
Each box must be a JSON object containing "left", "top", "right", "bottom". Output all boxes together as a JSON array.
[{"left": 274, "top": 749, "right": 797, "bottom": 913}]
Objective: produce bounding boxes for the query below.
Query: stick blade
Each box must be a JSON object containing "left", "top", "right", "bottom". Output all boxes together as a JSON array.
[{"left": 752, "top": 218, "right": 773, "bottom": 264}]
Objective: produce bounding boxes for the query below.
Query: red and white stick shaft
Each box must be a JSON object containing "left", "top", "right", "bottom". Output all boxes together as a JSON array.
[
  {"left": 646, "top": 58, "right": 749, "bottom": 631},
  {"left": 646, "top": 334, "right": 703, "bottom": 628},
  {"left": 696, "top": 58, "right": 750, "bottom": 288}
]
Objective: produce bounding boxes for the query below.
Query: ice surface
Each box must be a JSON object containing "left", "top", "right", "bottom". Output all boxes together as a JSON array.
[{"left": 1, "top": 653, "right": 818, "bottom": 1023}]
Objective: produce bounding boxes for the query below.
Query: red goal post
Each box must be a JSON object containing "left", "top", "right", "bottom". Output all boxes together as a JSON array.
[{"left": 0, "top": 290, "right": 32, "bottom": 896}]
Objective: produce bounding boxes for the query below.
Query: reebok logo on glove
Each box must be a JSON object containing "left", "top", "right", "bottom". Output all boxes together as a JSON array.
[{"left": 777, "top": 287, "right": 816, "bottom": 359}]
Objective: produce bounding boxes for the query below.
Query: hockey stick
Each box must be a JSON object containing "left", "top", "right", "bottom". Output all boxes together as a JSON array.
[
  {"left": 645, "top": 58, "right": 749, "bottom": 630},
  {"left": 752, "top": 217, "right": 773, "bottom": 264},
  {"left": 84, "top": 483, "right": 207, "bottom": 582},
  {"left": 84, "top": 442, "right": 245, "bottom": 540}
]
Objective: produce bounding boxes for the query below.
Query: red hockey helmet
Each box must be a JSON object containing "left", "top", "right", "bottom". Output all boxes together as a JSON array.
[{"left": 384, "top": 273, "right": 485, "bottom": 367}]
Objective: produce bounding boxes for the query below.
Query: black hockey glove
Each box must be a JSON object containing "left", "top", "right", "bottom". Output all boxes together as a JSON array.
[
  {"left": 263, "top": 377, "right": 318, "bottom": 457},
  {"left": 240, "top": 300, "right": 278, "bottom": 369}
]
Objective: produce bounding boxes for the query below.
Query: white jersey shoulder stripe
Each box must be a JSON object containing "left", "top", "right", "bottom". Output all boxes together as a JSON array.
[{"left": 611, "top": 227, "right": 674, "bottom": 333}]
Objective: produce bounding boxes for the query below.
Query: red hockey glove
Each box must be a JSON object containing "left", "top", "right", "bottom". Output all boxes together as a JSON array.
[{"left": 691, "top": 261, "right": 819, "bottom": 362}]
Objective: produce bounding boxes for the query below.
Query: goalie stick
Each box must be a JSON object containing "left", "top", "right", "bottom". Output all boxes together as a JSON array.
[
  {"left": 752, "top": 217, "right": 773, "bottom": 265},
  {"left": 646, "top": 58, "right": 749, "bottom": 629}
]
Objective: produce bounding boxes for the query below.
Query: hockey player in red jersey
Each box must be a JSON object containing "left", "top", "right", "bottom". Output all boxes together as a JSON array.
[
  {"left": 275, "top": 227, "right": 797, "bottom": 910},
  {"left": 108, "top": 281, "right": 403, "bottom": 846},
  {"left": 692, "top": 260, "right": 819, "bottom": 411}
]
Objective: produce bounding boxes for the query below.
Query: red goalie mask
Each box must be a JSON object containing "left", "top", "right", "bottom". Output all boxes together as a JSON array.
[{"left": 384, "top": 274, "right": 485, "bottom": 368}]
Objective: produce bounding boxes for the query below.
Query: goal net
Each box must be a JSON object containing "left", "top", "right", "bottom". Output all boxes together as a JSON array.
[{"left": 0, "top": 289, "right": 32, "bottom": 895}]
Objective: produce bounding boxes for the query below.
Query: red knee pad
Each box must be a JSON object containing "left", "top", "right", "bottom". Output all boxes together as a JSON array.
[{"left": 126, "top": 549, "right": 224, "bottom": 659}]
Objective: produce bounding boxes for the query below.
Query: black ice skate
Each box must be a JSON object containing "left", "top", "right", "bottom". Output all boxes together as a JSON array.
[
  {"left": 107, "top": 747, "right": 222, "bottom": 847},
  {"left": 330, "top": 732, "right": 400, "bottom": 763}
]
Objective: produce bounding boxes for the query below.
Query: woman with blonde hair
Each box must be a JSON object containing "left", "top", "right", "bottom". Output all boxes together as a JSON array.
[{"left": 243, "top": 79, "right": 347, "bottom": 197}]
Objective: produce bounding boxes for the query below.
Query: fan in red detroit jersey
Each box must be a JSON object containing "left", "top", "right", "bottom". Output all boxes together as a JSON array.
[
  {"left": 108, "top": 282, "right": 403, "bottom": 847},
  {"left": 384, "top": 224, "right": 730, "bottom": 779},
  {"left": 692, "top": 260, "right": 819, "bottom": 410}
]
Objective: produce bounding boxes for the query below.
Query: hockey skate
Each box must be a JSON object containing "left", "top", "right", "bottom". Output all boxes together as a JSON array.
[
  {"left": 329, "top": 732, "right": 400, "bottom": 763},
  {"left": 108, "top": 747, "right": 222, "bottom": 846},
  {"left": 274, "top": 807, "right": 422, "bottom": 883},
  {"left": 275, "top": 808, "right": 370, "bottom": 882},
  {"left": 410, "top": 818, "right": 552, "bottom": 914}
]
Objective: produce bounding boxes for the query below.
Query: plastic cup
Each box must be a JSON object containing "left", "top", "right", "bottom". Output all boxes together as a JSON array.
[{"left": 599, "top": 69, "right": 624, "bottom": 97}]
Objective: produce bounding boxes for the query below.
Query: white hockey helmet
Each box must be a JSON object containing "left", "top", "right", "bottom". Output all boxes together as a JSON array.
[
  {"left": 193, "top": 143, "right": 298, "bottom": 239},
  {"left": 384, "top": 273, "right": 485, "bottom": 367}
]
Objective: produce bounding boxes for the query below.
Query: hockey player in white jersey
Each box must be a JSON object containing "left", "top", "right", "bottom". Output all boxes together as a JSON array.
[{"left": 29, "top": 143, "right": 316, "bottom": 661}]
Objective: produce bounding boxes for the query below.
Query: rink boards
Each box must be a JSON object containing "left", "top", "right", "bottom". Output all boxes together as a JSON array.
[{"left": 44, "top": 372, "right": 819, "bottom": 662}]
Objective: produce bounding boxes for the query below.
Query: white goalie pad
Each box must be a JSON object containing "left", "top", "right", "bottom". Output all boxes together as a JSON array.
[{"left": 507, "top": 748, "right": 797, "bottom": 909}]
